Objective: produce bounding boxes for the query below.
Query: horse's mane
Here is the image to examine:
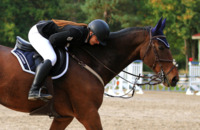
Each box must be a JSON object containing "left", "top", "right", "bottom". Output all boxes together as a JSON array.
[{"left": 109, "top": 26, "right": 151, "bottom": 39}]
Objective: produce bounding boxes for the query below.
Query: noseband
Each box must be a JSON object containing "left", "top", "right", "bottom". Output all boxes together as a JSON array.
[{"left": 142, "top": 29, "right": 178, "bottom": 86}]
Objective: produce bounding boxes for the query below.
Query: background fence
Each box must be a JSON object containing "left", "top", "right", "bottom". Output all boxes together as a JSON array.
[{"left": 105, "top": 61, "right": 200, "bottom": 96}]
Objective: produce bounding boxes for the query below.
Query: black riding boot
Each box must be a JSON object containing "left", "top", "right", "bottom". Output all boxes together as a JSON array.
[{"left": 28, "top": 60, "right": 53, "bottom": 101}]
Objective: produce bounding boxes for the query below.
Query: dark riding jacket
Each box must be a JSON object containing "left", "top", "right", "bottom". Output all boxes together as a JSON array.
[{"left": 36, "top": 20, "right": 89, "bottom": 47}]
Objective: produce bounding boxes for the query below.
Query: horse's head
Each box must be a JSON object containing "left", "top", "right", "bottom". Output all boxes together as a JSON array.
[{"left": 141, "top": 17, "right": 179, "bottom": 87}]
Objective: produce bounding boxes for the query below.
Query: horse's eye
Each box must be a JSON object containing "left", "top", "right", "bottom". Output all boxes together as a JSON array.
[{"left": 158, "top": 45, "right": 164, "bottom": 50}]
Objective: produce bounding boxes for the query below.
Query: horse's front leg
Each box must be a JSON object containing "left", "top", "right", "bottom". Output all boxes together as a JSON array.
[
  {"left": 76, "top": 107, "right": 103, "bottom": 130},
  {"left": 50, "top": 116, "right": 74, "bottom": 130}
]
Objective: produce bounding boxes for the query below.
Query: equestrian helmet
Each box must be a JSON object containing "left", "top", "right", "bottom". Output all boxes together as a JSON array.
[{"left": 88, "top": 19, "right": 110, "bottom": 46}]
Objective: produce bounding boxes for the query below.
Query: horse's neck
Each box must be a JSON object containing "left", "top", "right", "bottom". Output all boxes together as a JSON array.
[{"left": 79, "top": 28, "right": 149, "bottom": 84}]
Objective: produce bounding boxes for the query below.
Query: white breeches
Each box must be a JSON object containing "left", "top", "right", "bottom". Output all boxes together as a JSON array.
[{"left": 28, "top": 25, "right": 57, "bottom": 66}]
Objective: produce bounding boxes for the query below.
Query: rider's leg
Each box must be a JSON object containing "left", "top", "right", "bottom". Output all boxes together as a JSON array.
[
  {"left": 28, "top": 60, "right": 53, "bottom": 100},
  {"left": 28, "top": 25, "right": 57, "bottom": 100}
]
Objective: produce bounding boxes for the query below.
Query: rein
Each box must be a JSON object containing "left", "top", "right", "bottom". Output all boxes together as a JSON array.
[
  {"left": 67, "top": 28, "right": 178, "bottom": 98},
  {"left": 81, "top": 46, "right": 166, "bottom": 99}
]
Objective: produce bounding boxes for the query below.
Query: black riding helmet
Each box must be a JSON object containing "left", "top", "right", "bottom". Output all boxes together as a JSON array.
[{"left": 88, "top": 19, "right": 110, "bottom": 46}]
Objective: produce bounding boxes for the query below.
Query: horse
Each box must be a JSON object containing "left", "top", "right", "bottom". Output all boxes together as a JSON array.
[{"left": 0, "top": 17, "right": 179, "bottom": 129}]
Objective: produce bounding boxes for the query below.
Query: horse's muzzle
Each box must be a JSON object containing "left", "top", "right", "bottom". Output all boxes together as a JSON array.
[
  {"left": 170, "top": 76, "right": 179, "bottom": 86},
  {"left": 163, "top": 75, "right": 179, "bottom": 87}
]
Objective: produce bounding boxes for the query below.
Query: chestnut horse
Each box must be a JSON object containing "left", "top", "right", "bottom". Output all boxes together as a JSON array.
[{"left": 0, "top": 18, "right": 178, "bottom": 129}]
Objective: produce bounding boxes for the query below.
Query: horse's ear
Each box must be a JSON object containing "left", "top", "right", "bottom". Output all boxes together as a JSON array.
[
  {"left": 151, "top": 17, "right": 163, "bottom": 35},
  {"left": 160, "top": 18, "right": 166, "bottom": 30}
]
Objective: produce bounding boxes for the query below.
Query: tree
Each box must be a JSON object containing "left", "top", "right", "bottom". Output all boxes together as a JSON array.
[
  {"left": 81, "top": 0, "right": 120, "bottom": 30},
  {"left": 0, "top": 0, "right": 86, "bottom": 47},
  {"left": 144, "top": 0, "right": 200, "bottom": 71},
  {"left": 81, "top": 0, "right": 153, "bottom": 31}
]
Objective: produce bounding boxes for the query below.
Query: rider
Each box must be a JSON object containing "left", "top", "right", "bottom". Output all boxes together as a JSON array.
[{"left": 28, "top": 19, "right": 110, "bottom": 101}]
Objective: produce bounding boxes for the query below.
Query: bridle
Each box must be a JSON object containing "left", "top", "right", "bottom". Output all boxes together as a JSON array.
[
  {"left": 67, "top": 28, "right": 178, "bottom": 98},
  {"left": 141, "top": 29, "right": 178, "bottom": 86},
  {"left": 103, "top": 29, "right": 177, "bottom": 98}
]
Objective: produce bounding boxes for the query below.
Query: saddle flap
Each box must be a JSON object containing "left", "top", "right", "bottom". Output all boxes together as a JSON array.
[{"left": 50, "top": 48, "right": 66, "bottom": 76}]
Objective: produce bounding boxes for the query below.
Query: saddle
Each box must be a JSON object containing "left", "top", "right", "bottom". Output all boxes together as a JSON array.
[
  {"left": 11, "top": 36, "right": 69, "bottom": 118},
  {"left": 12, "top": 36, "right": 69, "bottom": 79}
]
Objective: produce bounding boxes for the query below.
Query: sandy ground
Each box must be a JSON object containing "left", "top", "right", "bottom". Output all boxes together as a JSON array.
[{"left": 0, "top": 91, "right": 200, "bottom": 130}]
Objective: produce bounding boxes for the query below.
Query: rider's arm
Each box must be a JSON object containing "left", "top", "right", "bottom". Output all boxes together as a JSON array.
[{"left": 49, "top": 28, "right": 83, "bottom": 47}]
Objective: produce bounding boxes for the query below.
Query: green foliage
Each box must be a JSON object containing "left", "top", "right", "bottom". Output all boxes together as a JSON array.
[
  {"left": 81, "top": 0, "right": 120, "bottom": 30},
  {"left": 0, "top": 0, "right": 85, "bottom": 47},
  {"left": 142, "top": 0, "right": 200, "bottom": 70}
]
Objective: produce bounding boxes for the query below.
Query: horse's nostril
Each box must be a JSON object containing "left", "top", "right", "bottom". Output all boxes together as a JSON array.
[{"left": 171, "top": 76, "right": 179, "bottom": 86}]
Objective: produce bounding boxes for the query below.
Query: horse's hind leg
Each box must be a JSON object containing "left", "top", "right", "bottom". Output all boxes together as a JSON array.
[{"left": 50, "top": 116, "right": 74, "bottom": 130}]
